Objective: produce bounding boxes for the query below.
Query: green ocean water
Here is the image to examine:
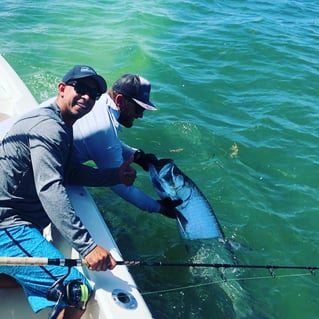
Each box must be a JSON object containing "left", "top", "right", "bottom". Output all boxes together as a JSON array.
[{"left": 1, "top": 0, "right": 319, "bottom": 318}]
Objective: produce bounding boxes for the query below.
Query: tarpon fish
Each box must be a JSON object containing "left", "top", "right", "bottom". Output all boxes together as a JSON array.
[
  {"left": 149, "top": 158, "right": 270, "bottom": 318},
  {"left": 149, "top": 158, "right": 224, "bottom": 241}
]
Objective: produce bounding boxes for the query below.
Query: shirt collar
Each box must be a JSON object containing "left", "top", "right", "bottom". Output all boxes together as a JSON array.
[{"left": 105, "top": 94, "right": 122, "bottom": 131}]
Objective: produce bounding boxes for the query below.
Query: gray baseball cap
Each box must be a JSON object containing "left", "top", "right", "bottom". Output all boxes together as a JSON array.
[{"left": 112, "top": 74, "right": 157, "bottom": 111}]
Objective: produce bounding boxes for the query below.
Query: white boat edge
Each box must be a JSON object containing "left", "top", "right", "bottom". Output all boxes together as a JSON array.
[{"left": 0, "top": 55, "right": 154, "bottom": 319}]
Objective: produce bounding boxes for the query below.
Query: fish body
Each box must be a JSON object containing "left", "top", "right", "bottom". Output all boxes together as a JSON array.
[
  {"left": 149, "top": 158, "right": 224, "bottom": 241},
  {"left": 149, "top": 158, "right": 271, "bottom": 318}
]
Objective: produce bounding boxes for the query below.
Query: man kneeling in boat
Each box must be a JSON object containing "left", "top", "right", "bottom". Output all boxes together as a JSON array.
[{"left": 0, "top": 65, "right": 136, "bottom": 319}]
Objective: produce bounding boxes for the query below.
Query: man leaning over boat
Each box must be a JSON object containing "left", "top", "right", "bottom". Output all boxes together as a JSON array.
[{"left": 0, "top": 65, "right": 136, "bottom": 319}]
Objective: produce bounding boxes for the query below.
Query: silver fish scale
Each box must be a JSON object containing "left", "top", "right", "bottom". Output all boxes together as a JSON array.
[{"left": 149, "top": 161, "right": 224, "bottom": 240}]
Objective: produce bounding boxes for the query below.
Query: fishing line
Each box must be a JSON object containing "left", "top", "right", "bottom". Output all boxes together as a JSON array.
[{"left": 140, "top": 271, "right": 313, "bottom": 297}]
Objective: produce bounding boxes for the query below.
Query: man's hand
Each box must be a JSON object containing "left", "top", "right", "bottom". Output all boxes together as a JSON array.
[
  {"left": 157, "top": 197, "right": 183, "bottom": 219},
  {"left": 84, "top": 245, "right": 116, "bottom": 271},
  {"left": 119, "top": 158, "right": 136, "bottom": 186},
  {"left": 133, "top": 149, "right": 158, "bottom": 171}
]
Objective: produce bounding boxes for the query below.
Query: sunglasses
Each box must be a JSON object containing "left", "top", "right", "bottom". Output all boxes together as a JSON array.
[
  {"left": 125, "top": 96, "right": 145, "bottom": 115},
  {"left": 66, "top": 80, "right": 102, "bottom": 101}
]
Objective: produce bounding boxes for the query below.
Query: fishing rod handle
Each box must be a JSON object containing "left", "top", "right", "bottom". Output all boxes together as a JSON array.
[
  {"left": 0, "top": 256, "right": 50, "bottom": 266},
  {"left": 0, "top": 257, "right": 86, "bottom": 267}
]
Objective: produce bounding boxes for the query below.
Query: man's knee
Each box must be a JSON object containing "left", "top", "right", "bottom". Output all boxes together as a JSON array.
[
  {"left": 0, "top": 274, "right": 21, "bottom": 288},
  {"left": 57, "top": 307, "right": 85, "bottom": 319}
]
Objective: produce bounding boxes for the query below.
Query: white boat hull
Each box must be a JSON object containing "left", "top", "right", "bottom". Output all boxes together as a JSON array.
[{"left": 0, "top": 55, "right": 153, "bottom": 319}]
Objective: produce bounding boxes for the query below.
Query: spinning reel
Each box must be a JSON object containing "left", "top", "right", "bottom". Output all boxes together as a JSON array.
[{"left": 46, "top": 268, "right": 89, "bottom": 319}]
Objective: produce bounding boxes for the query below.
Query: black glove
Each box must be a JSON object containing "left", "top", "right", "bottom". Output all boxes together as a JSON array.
[
  {"left": 157, "top": 197, "right": 183, "bottom": 219},
  {"left": 133, "top": 149, "right": 158, "bottom": 171}
]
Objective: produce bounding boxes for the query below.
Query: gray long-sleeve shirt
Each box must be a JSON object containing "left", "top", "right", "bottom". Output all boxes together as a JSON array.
[{"left": 0, "top": 103, "right": 121, "bottom": 256}]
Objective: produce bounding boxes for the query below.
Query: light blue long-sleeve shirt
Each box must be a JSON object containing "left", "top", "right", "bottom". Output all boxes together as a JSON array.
[{"left": 41, "top": 94, "right": 161, "bottom": 213}]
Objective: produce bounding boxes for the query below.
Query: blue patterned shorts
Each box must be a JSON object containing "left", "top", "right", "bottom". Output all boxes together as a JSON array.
[{"left": 0, "top": 225, "right": 92, "bottom": 313}]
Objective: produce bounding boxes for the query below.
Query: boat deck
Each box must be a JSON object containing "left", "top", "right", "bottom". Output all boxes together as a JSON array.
[{"left": 0, "top": 55, "right": 153, "bottom": 319}]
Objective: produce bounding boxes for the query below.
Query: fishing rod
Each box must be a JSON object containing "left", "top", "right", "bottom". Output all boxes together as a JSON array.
[
  {"left": 117, "top": 260, "right": 318, "bottom": 272},
  {"left": 0, "top": 256, "right": 318, "bottom": 273}
]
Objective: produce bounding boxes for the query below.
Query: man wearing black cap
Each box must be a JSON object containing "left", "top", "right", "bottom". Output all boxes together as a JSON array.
[
  {"left": 68, "top": 73, "right": 181, "bottom": 218},
  {"left": 0, "top": 65, "right": 136, "bottom": 319}
]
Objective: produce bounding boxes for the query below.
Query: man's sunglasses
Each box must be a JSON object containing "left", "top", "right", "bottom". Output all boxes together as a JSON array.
[
  {"left": 66, "top": 80, "right": 102, "bottom": 101},
  {"left": 125, "top": 96, "right": 145, "bottom": 115}
]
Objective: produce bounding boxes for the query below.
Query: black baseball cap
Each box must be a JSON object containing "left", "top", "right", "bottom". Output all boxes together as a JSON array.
[
  {"left": 112, "top": 74, "right": 157, "bottom": 111},
  {"left": 62, "top": 65, "right": 107, "bottom": 94}
]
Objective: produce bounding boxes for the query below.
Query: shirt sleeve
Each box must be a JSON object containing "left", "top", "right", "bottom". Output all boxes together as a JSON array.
[
  {"left": 111, "top": 184, "right": 161, "bottom": 213},
  {"left": 66, "top": 154, "right": 121, "bottom": 187},
  {"left": 29, "top": 121, "right": 96, "bottom": 256},
  {"left": 120, "top": 140, "right": 136, "bottom": 161}
]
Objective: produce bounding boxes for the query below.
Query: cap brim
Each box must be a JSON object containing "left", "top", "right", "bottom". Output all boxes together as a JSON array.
[
  {"left": 132, "top": 98, "right": 157, "bottom": 111},
  {"left": 75, "top": 74, "right": 107, "bottom": 94},
  {"left": 91, "top": 75, "right": 107, "bottom": 93}
]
